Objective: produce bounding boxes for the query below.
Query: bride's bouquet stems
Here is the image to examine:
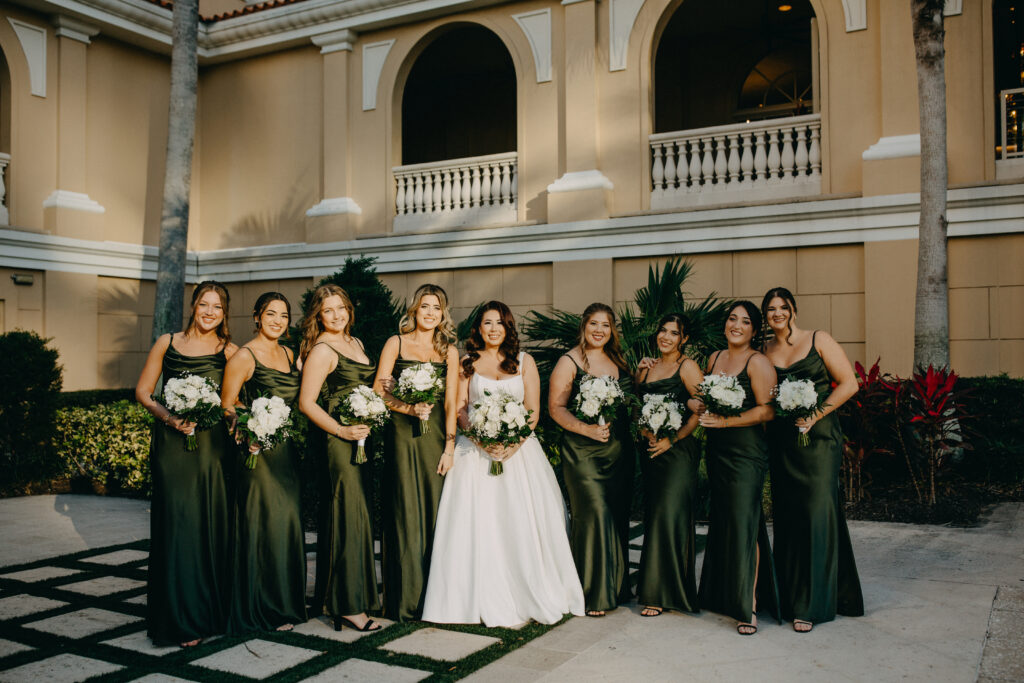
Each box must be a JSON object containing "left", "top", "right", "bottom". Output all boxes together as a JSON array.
[{"left": 465, "top": 390, "right": 533, "bottom": 477}]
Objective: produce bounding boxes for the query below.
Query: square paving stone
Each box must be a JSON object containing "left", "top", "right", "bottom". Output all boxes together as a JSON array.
[
  {"left": 0, "top": 594, "right": 67, "bottom": 620},
  {"left": 129, "top": 676, "right": 194, "bottom": 683},
  {"left": 61, "top": 576, "right": 146, "bottom": 596},
  {"left": 102, "top": 630, "right": 179, "bottom": 656},
  {"left": 383, "top": 627, "right": 500, "bottom": 661},
  {"left": 192, "top": 639, "right": 320, "bottom": 679},
  {"left": 23, "top": 607, "right": 141, "bottom": 638},
  {"left": 0, "top": 566, "right": 81, "bottom": 583},
  {"left": 0, "top": 638, "right": 32, "bottom": 657},
  {"left": 125, "top": 594, "right": 147, "bottom": 605},
  {"left": 0, "top": 653, "right": 122, "bottom": 683},
  {"left": 85, "top": 549, "right": 149, "bottom": 565},
  {"left": 292, "top": 615, "right": 395, "bottom": 643},
  {"left": 303, "top": 658, "right": 430, "bottom": 682}
]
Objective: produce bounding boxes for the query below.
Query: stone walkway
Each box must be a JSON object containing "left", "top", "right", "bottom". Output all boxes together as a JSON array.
[{"left": 0, "top": 495, "right": 1021, "bottom": 682}]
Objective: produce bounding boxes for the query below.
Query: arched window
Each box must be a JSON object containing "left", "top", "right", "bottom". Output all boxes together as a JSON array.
[
  {"left": 401, "top": 25, "right": 516, "bottom": 164},
  {"left": 653, "top": 0, "right": 816, "bottom": 133}
]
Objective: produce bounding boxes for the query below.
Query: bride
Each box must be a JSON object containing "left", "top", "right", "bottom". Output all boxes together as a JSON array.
[{"left": 422, "top": 301, "right": 585, "bottom": 627}]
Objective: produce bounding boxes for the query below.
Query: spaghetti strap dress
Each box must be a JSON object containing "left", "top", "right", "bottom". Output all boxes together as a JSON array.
[
  {"left": 227, "top": 348, "right": 307, "bottom": 634},
  {"left": 697, "top": 353, "right": 780, "bottom": 623},
  {"left": 636, "top": 361, "right": 701, "bottom": 613},
  {"left": 559, "top": 355, "right": 635, "bottom": 612},
  {"left": 311, "top": 344, "right": 381, "bottom": 619},
  {"left": 147, "top": 344, "right": 232, "bottom": 644},
  {"left": 768, "top": 332, "right": 864, "bottom": 624}
]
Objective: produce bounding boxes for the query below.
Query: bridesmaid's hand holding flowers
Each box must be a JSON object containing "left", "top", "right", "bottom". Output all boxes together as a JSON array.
[{"left": 581, "top": 422, "right": 610, "bottom": 443}]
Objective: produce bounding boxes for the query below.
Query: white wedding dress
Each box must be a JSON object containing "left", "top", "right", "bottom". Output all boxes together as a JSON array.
[{"left": 422, "top": 357, "right": 585, "bottom": 627}]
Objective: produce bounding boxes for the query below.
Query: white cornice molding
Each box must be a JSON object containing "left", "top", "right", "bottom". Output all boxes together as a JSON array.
[
  {"left": 52, "top": 14, "right": 101, "bottom": 43},
  {"left": 43, "top": 190, "right": 106, "bottom": 213},
  {"left": 310, "top": 28, "right": 356, "bottom": 54},
  {"left": 306, "top": 196, "right": 363, "bottom": 216},
  {"left": 862, "top": 134, "right": 921, "bottom": 160},
  {"left": 547, "top": 170, "right": 614, "bottom": 193},
  {"left": 4, "top": 184, "right": 1021, "bottom": 282}
]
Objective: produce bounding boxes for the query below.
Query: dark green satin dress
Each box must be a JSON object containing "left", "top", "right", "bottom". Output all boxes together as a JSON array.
[
  {"left": 560, "top": 357, "right": 635, "bottom": 612},
  {"left": 636, "top": 363, "right": 700, "bottom": 613},
  {"left": 147, "top": 344, "right": 232, "bottom": 644},
  {"left": 768, "top": 335, "right": 864, "bottom": 624},
  {"left": 382, "top": 356, "right": 446, "bottom": 621},
  {"left": 697, "top": 355, "right": 780, "bottom": 623},
  {"left": 311, "top": 345, "right": 381, "bottom": 619},
  {"left": 227, "top": 348, "right": 307, "bottom": 634}
]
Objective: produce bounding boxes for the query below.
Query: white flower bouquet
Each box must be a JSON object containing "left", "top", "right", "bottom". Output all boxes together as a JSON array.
[
  {"left": 158, "top": 374, "right": 223, "bottom": 451},
  {"left": 573, "top": 374, "right": 626, "bottom": 426},
  {"left": 697, "top": 373, "right": 747, "bottom": 417},
  {"left": 772, "top": 377, "right": 828, "bottom": 446},
  {"left": 236, "top": 395, "right": 293, "bottom": 469},
  {"left": 464, "top": 389, "right": 533, "bottom": 475},
  {"left": 393, "top": 362, "right": 445, "bottom": 436},
  {"left": 336, "top": 385, "right": 390, "bottom": 463},
  {"left": 638, "top": 393, "right": 685, "bottom": 441}
]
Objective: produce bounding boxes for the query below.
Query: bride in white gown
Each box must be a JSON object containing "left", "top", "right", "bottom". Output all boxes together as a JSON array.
[{"left": 423, "top": 302, "right": 585, "bottom": 627}]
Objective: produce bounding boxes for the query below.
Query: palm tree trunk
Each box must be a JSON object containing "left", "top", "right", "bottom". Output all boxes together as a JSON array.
[
  {"left": 911, "top": 0, "right": 950, "bottom": 369},
  {"left": 152, "top": 0, "right": 199, "bottom": 342}
]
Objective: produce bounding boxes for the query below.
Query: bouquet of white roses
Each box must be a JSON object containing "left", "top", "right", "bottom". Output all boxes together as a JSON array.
[
  {"left": 336, "top": 384, "right": 390, "bottom": 463},
  {"left": 772, "top": 377, "right": 827, "bottom": 446},
  {"left": 638, "top": 393, "right": 685, "bottom": 442},
  {"left": 158, "top": 374, "right": 223, "bottom": 451},
  {"left": 393, "top": 363, "right": 445, "bottom": 436},
  {"left": 236, "top": 395, "right": 292, "bottom": 469},
  {"left": 465, "top": 389, "right": 533, "bottom": 475},
  {"left": 573, "top": 374, "right": 625, "bottom": 426},
  {"left": 697, "top": 373, "right": 746, "bottom": 417}
]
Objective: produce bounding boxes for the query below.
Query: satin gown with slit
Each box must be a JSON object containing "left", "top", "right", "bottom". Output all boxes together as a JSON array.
[
  {"left": 768, "top": 332, "right": 864, "bottom": 624},
  {"left": 382, "top": 347, "right": 446, "bottom": 621},
  {"left": 422, "top": 355, "right": 585, "bottom": 626},
  {"left": 227, "top": 348, "right": 307, "bottom": 634},
  {"left": 636, "top": 362, "right": 700, "bottom": 613},
  {"left": 559, "top": 356, "right": 635, "bottom": 613},
  {"left": 148, "top": 344, "right": 232, "bottom": 644},
  {"left": 697, "top": 354, "right": 780, "bottom": 624},
  {"left": 311, "top": 344, "right": 381, "bottom": 620}
]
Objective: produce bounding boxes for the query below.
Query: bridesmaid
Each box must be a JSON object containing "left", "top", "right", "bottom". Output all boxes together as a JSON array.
[
  {"left": 634, "top": 313, "right": 703, "bottom": 618},
  {"left": 548, "top": 303, "right": 635, "bottom": 617},
  {"left": 221, "top": 292, "right": 306, "bottom": 634},
  {"left": 298, "top": 285, "right": 381, "bottom": 632},
  {"left": 136, "top": 281, "right": 237, "bottom": 647},
  {"left": 374, "top": 284, "right": 458, "bottom": 621},
  {"left": 696, "top": 301, "right": 779, "bottom": 635},
  {"left": 762, "top": 287, "right": 864, "bottom": 632}
]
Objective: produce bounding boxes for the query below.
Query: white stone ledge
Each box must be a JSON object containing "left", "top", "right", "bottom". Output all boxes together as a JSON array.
[
  {"left": 42, "top": 190, "right": 106, "bottom": 213},
  {"left": 306, "top": 197, "right": 362, "bottom": 217},
  {"left": 862, "top": 134, "right": 921, "bottom": 161},
  {"left": 547, "top": 170, "right": 613, "bottom": 193},
  {"left": 1, "top": 183, "right": 1021, "bottom": 282}
]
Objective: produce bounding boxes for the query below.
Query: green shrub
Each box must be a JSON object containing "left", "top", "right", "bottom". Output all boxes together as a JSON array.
[
  {"left": 0, "top": 330, "right": 64, "bottom": 492},
  {"left": 53, "top": 400, "right": 154, "bottom": 496},
  {"left": 958, "top": 375, "right": 1024, "bottom": 488},
  {"left": 59, "top": 389, "right": 135, "bottom": 408}
]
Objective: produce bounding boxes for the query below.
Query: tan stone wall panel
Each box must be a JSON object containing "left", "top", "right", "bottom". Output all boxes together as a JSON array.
[
  {"left": 683, "top": 253, "right": 733, "bottom": 298},
  {"left": 733, "top": 249, "right": 796, "bottom": 301},
  {"left": 552, "top": 259, "right": 612, "bottom": 313},
  {"left": 829, "top": 292, "right": 865, "bottom": 343},
  {"left": 454, "top": 267, "right": 503, "bottom": 305},
  {"left": 944, "top": 2, "right": 987, "bottom": 186},
  {"left": 794, "top": 294, "right": 829, "bottom": 334},
  {"left": 949, "top": 236, "right": 1001, "bottom": 288},
  {"left": 999, "top": 340, "right": 1024, "bottom": 377},
  {"left": 993, "top": 286, "right": 1024, "bottom": 339},
  {"left": 839, "top": 342, "right": 866, "bottom": 369},
  {"left": 951, "top": 339, "right": 1000, "bottom": 377},
  {"left": 0, "top": 267, "right": 44, "bottom": 334},
  {"left": 995, "top": 234, "right": 1024, "bottom": 286},
  {"left": 501, "top": 264, "right": 551, "bottom": 307},
  {"left": 949, "top": 287, "right": 990, "bottom": 340},
  {"left": 796, "top": 244, "right": 864, "bottom": 294},
  {"left": 864, "top": 239, "right": 917, "bottom": 376},
  {"left": 46, "top": 271, "right": 98, "bottom": 390}
]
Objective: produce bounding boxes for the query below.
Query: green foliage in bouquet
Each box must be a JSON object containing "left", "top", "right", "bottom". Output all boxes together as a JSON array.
[
  {"left": 0, "top": 330, "right": 64, "bottom": 491},
  {"left": 53, "top": 400, "right": 154, "bottom": 496},
  {"left": 298, "top": 256, "right": 404, "bottom": 360}
]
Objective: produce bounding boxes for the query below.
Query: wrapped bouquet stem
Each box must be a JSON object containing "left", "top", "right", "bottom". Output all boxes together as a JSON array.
[
  {"left": 236, "top": 395, "right": 293, "bottom": 469},
  {"left": 772, "top": 378, "right": 828, "bottom": 446},
  {"left": 465, "top": 389, "right": 533, "bottom": 476},
  {"left": 393, "top": 363, "right": 445, "bottom": 437},
  {"left": 336, "top": 385, "right": 390, "bottom": 464},
  {"left": 157, "top": 374, "right": 223, "bottom": 451}
]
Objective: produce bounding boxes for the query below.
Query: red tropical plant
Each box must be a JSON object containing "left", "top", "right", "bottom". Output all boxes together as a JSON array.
[{"left": 838, "top": 359, "right": 898, "bottom": 503}]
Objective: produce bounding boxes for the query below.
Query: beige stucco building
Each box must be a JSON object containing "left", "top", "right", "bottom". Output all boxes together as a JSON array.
[{"left": 0, "top": 0, "right": 1021, "bottom": 389}]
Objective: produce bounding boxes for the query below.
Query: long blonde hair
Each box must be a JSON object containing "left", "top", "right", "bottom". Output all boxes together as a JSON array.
[
  {"left": 399, "top": 284, "right": 456, "bottom": 360},
  {"left": 299, "top": 284, "right": 354, "bottom": 361}
]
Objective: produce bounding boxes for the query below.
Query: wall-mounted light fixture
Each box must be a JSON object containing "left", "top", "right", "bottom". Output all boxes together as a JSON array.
[{"left": 11, "top": 274, "right": 34, "bottom": 286}]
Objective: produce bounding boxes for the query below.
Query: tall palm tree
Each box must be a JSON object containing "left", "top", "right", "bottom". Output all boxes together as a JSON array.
[
  {"left": 911, "top": 0, "right": 950, "bottom": 368},
  {"left": 152, "top": 0, "right": 200, "bottom": 341}
]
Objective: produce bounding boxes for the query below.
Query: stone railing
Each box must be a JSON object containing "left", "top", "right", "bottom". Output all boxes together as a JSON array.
[
  {"left": 0, "top": 152, "right": 9, "bottom": 225},
  {"left": 649, "top": 114, "right": 822, "bottom": 210},
  {"left": 393, "top": 151, "right": 517, "bottom": 232}
]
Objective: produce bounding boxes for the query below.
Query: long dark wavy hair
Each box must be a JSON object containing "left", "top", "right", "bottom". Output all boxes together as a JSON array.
[
  {"left": 578, "top": 302, "right": 629, "bottom": 373},
  {"left": 252, "top": 291, "right": 292, "bottom": 335},
  {"left": 184, "top": 281, "right": 231, "bottom": 344},
  {"left": 651, "top": 312, "right": 692, "bottom": 356},
  {"left": 726, "top": 300, "right": 764, "bottom": 350},
  {"left": 299, "top": 284, "right": 353, "bottom": 361},
  {"left": 461, "top": 301, "right": 520, "bottom": 377},
  {"left": 761, "top": 286, "right": 798, "bottom": 346}
]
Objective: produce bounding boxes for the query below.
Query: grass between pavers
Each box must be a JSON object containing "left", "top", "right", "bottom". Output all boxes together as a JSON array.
[{"left": 0, "top": 540, "right": 572, "bottom": 682}]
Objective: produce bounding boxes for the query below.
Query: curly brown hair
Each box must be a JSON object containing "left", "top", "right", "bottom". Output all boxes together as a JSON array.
[
  {"left": 461, "top": 301, "right": 520, "bottom": 377},
  {"left": 299, "top": 284, "right": 353, "bottom": 361}
]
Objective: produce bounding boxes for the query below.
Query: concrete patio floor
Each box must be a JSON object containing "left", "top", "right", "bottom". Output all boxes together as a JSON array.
[{"left": 0, "top": 494, "right": 1021, "bottom": 682}]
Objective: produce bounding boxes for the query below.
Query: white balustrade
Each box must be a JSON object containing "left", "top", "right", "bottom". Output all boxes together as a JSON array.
[
  {"left": 0, "top": 152, "right": 9, "bottom": 226},
  {"left": 649, "top": 114, "right": 822, "bottom": 210},
  {"left": 393, "top": 151, "right": 517, "bottom": 232}
]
